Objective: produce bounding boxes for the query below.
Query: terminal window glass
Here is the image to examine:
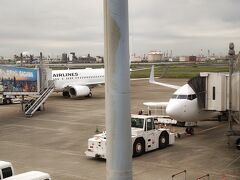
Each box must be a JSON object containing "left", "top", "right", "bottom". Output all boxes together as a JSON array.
[
  {"left": 2, "top": 167, "right": 13, "bottom": 178},
  {"left": 131, "top": 118, "right": 144, "bottom": 129}
]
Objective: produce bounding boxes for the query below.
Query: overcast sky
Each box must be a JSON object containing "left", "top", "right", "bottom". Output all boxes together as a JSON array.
[{"left": 0, "top": 0, "right": 239, "bottom": 57}]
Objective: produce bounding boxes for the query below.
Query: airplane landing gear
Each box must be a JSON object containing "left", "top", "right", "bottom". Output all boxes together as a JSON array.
[
  {"left": 186, "top": 127, "right": 194, "bottom": 135},
  {"left": 236, "top": 138, "right": 240, "bottom": 150},
  {"left": 88, "top": 92, "right": 92, "bottom": 98},
  {"left": 85, "top": 92, "right": 92, "bottom": 98},
  {"left": 63, "top": 91, "right": 70, "bottom": 98}
]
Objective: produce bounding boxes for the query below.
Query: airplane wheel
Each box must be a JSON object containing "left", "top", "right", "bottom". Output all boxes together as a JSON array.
[
  {"left": 159, "top": 131, "right": 169, "bottom": 149},
  {"left": 236, "top": 138, "right": 240, "bottom": 150},
  {"left": 133, "top": 138, "right": 145, "bottom": 157},
  {"left": 3, "top": 99, "right": 7, "bottom": 105},
  {"left": 88, "top": 92, "right": 92, "bottom": 98},
  {"left": 63, "top": 91, "right": 70, "bottom": 98},
  {"left": 6, "top": 99, "right": 11, "bottom": 104},
  {"left": 186, "top": 127, "right": 194, "bottom": 135}
]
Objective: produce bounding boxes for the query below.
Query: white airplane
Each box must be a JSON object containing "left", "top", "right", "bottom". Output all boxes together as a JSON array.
[
  {"left": 52, "top": 68, "right": 104, "bottom": 98},
  {"left": 148, "top": 66, "right": 220, "bottom": 134},
  {"left": 52, "top": 67, "right": 149, "bottom": 98}
]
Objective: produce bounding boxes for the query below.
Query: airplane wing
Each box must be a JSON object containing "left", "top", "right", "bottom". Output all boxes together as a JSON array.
[
  {"left": 149, "top": 66, "right": 180, "bottom": 90},
  {"left": 68, "top": 81, "right": 105, "bottom": 88},
  {"left": 130, "top": 67, "right": 150, "bottom": 72}
]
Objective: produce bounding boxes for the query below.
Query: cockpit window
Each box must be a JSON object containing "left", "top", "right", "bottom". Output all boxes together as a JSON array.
[
  {"left": 171, "top": 94, "right": 178, "bottom": 99},
  {"left": 172, "top": 94, "right": 196, "bottom": 100},
  {"left": 177, "top": 95, "right": 188, "bottom": 99},
  {"left": 187, "top": 94, "right": 197, "bottom": 100}
]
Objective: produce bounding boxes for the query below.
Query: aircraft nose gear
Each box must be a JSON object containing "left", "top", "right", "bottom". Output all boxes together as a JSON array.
[
  {"left": 89, "top": 92, "right": 92, "bottom": 97},
  {"left": 236, "top": 138, "right": 240, "bottom": 150}
]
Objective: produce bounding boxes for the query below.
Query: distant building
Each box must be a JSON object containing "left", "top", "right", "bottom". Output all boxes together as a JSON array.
[
  {"left": 196, "top": 56, "right": 207, "bottom": 62},
  {"left": 69, "top": 52, "right": 77, "bottom": 63},
  {"left": 62, "top": 53, "right": 68, "bottom": 63},
  {"left": 179, "top": 56, "right": 197, "bottom": 62},
  {"left": 80, "top": 54, "right": 96, "bottom": 63},
  {"left": 179, "top": 56, "right": 189, "bottom": 62},
  {"left": 147, "top": 51, "right": 163, "bottom": 62},
  {"left": 96, "top": 56, "right": 104, "bottom": 63},
  {"left": 73, "top": 54, "right": 96, "bottom": 63},
  {"left": 189, "top": 56, "right": 197, "bottom": 62},
  {"left": 130, "top": 53, "right": 142, "bottom": 62}
]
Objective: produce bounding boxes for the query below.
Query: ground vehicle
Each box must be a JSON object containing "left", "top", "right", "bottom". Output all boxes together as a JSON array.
[
  {"left": 0, "top": 161, "right": 14, "bottom": 179},
  {"left": 85, "top": 114, "right": 175, "bottom": 158},
  {"left": 0, "top": 95, "right": 12, "bottom": 105},
  {"left": 4, "top": 171, "right": 51, "bottom": 180},
  {"left": 0, "top": 95, "right": 20, "bottom": 105}
]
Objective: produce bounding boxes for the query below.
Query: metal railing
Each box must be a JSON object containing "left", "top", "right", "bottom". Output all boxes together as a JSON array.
[
  {"left": 25, "top": 81, "right": 55, "bottom": 117},
  {"left": 196, "top": 174, "right": 210, "bottom": 180},
  {"left": 172, "top": 170, "right": 187, "bottom": 180}
]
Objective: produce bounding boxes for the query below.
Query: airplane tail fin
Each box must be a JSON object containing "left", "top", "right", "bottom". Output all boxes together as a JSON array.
[
  {"left": 149, "top": 65, "right": 180, "bottom": 89},
  {"left": 149, "top": 65, "right": 155, "bottom": 83}
]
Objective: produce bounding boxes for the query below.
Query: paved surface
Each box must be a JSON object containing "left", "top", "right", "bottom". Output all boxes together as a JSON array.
[{"left": 0, "top": 79, "right": 239, "bottom": 180}]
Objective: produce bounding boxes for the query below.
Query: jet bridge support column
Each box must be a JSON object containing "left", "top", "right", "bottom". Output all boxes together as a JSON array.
[
  {"left": 104, "top": 0, "right": 132, "bottom": 179},
  {"left": 228, "top": 43, "right": 235, "bottom": 134}
]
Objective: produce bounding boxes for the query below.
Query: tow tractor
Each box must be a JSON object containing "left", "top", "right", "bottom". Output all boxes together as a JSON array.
[{"left": 85, "top": 114, "right": 175, "bottom": 158}]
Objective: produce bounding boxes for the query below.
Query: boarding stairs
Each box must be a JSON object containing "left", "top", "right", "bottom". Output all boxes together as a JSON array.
[
  {"left": 232, "top": 112, "right": 240, "bottom": 124},
  {"left": 25, "top": 80, "right": 55, "bottom": 117}
]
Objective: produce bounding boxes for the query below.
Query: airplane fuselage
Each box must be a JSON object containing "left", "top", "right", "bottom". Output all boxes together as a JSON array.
[{"left": 52, "top": 68, "right": 105, "bottom": 92}]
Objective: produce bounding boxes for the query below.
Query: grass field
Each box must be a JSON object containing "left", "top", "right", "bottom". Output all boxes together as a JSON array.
[
  {"left": 130, "top": 63, "right": 229, "bottom": 79},
  {"left": 22, "top": 62, "right": 230, "bottom": 79}
]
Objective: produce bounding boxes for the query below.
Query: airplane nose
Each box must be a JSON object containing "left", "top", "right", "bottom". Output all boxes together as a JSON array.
[
  {"left": 166, "top": 103, "right": 176, "bottom": 118},
  {"left": 166, "top": 100, "right": 185, "bottom": 121}
]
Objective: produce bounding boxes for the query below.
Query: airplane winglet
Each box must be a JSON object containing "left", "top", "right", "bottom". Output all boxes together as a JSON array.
[{"left": 149, "top": 65, "right": 155, "bottom": 83}]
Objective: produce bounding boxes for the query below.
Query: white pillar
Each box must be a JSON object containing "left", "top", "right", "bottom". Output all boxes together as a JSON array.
[{"left": 104, "top": 0, "right": 132, "bottom": 180}]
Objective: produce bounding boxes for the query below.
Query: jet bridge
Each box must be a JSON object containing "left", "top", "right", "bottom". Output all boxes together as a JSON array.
[
  {"left": 191, "top": 72, "right": 240, "bottom": 116},
  {"left": 188, "top": 72, "right": 240, "bottom": 149}
]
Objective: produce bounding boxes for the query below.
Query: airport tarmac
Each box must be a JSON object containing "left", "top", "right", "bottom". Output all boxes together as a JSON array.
[{"left": 0, "top": 79, "right": 239, "bottom": 180}]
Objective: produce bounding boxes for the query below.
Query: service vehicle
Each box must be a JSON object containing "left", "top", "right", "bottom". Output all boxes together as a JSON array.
[
  {"left": 85, "top": 114, "right": 175, "bottom": 158},
  {"left": 0, "top": 95, "right": 12, "bottom": 105},
  {"left": 0, "top": 161, "right": 14, "bottom": 179},
  {"left": 0, "top": 95, "right": 20, "bottom": 105},
  {"left": 4, "top": 171, "right": 51, "bottom": 180}
]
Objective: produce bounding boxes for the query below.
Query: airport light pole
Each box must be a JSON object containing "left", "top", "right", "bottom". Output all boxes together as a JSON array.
[{"left": 104, "top": 0, "right": 132, "bottom": 180}]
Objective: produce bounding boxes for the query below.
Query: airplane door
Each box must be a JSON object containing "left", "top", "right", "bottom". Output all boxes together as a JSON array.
[{"left": 145, "top": 118, "right": 157, "bottom": 151}]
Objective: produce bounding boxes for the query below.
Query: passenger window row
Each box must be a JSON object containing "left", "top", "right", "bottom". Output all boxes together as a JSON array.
[{"left": 53, "top": 75, "right": 104, "bottom": 81}]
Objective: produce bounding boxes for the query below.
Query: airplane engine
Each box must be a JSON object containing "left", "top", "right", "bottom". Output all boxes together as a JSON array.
[{"left": 69, "top": 85, "right": 91, "bottom": 97}]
